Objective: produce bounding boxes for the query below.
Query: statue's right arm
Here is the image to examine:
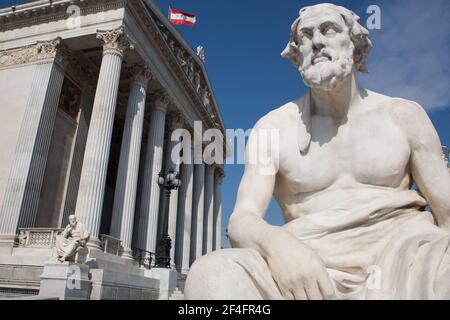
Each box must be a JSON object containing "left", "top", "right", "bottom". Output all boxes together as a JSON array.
[
  {"left": 227, "top": 118, "right": 281, "bottom": 253},
  {"left": 62, "top": 225, "right": 70, "bottom": 238}
]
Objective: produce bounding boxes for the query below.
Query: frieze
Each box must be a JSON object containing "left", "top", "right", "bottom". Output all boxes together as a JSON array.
[
  {"left": 0, "top": 0, "right": 126, "bottom": 32},
  {"left": 0, "top": 37, "right": 69, "bottom": 68}
]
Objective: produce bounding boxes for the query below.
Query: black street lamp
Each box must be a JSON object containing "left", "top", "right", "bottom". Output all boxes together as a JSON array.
[{"left": 155, "top": 168, "right": 181, "bottom": 268}]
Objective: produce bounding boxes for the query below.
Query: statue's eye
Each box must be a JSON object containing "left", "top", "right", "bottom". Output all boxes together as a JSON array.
[
  {"left": 299, "top": 29, "right": 313, "bottom": 40},
  {"left": 322, "top": 25, "right": 338, "bottom": 36}
]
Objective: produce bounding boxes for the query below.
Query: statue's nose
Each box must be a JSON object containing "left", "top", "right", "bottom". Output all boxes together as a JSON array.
[
  {"left": 312, "top": 31, "right": 326, "bottom": 52},
  {"left": 313, "top": 42, "right": 325, "bottom": 52}
]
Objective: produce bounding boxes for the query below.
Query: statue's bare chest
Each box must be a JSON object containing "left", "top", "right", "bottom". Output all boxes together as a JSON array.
[{"left": 277, "top": 109, "right": 411, "bottom": 193}]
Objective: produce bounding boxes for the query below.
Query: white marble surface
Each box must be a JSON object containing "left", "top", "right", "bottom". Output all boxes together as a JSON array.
[{"left": 185, "top": 3, "right": 450, "bottom": 300}]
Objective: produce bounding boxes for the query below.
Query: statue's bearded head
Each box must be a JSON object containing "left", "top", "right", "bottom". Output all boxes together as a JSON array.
[
  {"left": 281, "top": 3, "right": 372, "bottom": 91},
  {"left": 68, "top": 214, "right": 77, "bottom": 227}
]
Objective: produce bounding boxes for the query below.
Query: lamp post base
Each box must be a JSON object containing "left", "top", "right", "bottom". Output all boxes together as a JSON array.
[{"left": 155, "top": 234, "right": 171, "bottom": 268}]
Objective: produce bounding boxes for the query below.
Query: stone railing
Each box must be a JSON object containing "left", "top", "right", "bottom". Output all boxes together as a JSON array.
[
  {"left": 17, "top": 228, "right": 64, "bottom": 248},
  {"left": 100, "top": 234, "right": 122, "bottom": 256}
]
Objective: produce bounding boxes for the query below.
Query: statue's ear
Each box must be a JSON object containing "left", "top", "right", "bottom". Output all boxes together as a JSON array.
[{"left": 281, "top": 42, "right": 301, "bottom": 69}]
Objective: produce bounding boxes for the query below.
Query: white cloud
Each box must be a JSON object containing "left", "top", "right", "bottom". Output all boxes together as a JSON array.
[{"left": 359, "top": 0, "right": 450, "bottom": 109}]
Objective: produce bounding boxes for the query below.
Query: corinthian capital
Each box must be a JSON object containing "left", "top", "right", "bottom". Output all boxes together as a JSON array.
[
  {"left": 36, "top": 37, "right": 70, "bottom": 67},
  {"left": 97, "top": 26, "right": 134, "bottom": 57},
  {"left": 215, "top": 167, "right": 225, "bottom": 183},
  {"left": 126, "top": 63, "right": 153, "bottom": 88},
  {"left": 166, "top": 110, "right": 187, "bottom": 131},
  {"left": 151, "top": 89, "right": 171, "bottom": 113}
]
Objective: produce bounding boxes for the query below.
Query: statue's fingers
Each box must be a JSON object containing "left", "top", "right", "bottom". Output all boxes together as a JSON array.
[
  {"left": 304, "top": 281, "right": 322, "bottom": 300},
  {"left": 318, "top": 274, "right": 335, "bottom": 300},
  {"left": 292, "top": 288, "right": 308, "bottom": 300},
  {"left": 280, "top": 287, "right": 295, "bottom": 300}
]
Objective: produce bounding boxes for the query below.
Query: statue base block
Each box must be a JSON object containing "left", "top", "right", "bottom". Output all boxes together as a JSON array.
[
  {"left": 39, "top": 262, "right": 91, "bottom": 300},
  {"left": 147, "top": 268, "right": 178, "bottom": 300}
]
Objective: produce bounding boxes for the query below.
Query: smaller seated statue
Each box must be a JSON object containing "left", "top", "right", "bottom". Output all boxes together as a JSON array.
[{"left": 53, "top": 215, "right": 90, "bottom": 263}]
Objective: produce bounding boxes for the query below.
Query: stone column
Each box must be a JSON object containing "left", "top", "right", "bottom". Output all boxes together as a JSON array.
[
  {"left": 203, "top": 165, "right": 215, "bottom": 254},
  {"left": 74, "top": 26, "right": 133, "bottom": 250},
  {"left": 110, "top": 64, "right": 152, "bottom": 259},
  {"left": 163, "top": 112, "right": 184, "bottom": 266},
  {"left": 60, "top": 87, "right": 94, "bottom": 226},
  {"left": 175, "top": 144, "right": 194, "bottom": 273},
  {"left": 0, "top": 38, "right": 66, "bottom": 248},
  {"left": 135, "top": 91, "right": 170, "bottom": 253},
  {"left": 213, "top": 168, "right": 224, "bottom": 250},
  {"left": 189, "top": 162, "right": 205, "bottom": 264}
]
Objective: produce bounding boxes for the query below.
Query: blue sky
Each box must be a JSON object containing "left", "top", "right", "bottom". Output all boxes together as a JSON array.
[
  {"left": 1, "top": 0, "right": 449, "bottom": 247},
  {"left": 152, "top": 0, "right": 450, "bottom": 245}
]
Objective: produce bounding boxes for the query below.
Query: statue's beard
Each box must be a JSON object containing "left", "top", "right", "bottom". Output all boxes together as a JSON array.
[{"left": 299, "top": 48, "right": 354, "bottom": 91}]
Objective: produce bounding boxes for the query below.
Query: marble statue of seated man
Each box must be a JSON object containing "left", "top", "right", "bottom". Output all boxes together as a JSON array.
[
  {"left": 54, "top": 215, "right": 90, "bottom": 263},
  {"left": 185, "top": 3, "right": 450, "bottom": 300}
]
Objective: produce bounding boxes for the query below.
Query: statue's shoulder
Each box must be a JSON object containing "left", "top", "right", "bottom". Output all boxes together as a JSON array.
[
  {"left": 364, "top": 90, "right": 426, "bottom": 120},
  {"left": 366, "top": 90, "right": 430, "bottom": 134},
  {"left": 253, "top": 96, "right": 304, "bottom": 130},
  {"left": 378, "top": 93, "right": 428, "bottom": 126}
]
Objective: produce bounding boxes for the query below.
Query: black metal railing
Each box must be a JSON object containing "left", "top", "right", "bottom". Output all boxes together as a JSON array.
[{"left": 132, "top": 247, "right": 155, "bottom": 269}]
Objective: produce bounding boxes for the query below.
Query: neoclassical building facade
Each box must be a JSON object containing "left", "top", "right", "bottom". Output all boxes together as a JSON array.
[{"left": 0, "top": 0, "right": 225, "bottom": 299}]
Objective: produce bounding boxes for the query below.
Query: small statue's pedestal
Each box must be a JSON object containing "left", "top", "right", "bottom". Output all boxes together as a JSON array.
[
  {"left": 0, "top": 235, "right": 15, "bottom": 255},
  {"left": 39, "top": 261, "right": 92, "bottom": 300},
  {"left": 146, "top": 268, "right": 178, "bottom": 300}
]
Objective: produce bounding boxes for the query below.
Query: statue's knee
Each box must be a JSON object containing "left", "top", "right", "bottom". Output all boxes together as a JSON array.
[
  {"left": 186, "top": 249, "right": 263, "bottom": 300},
  {"left": 188, "top": 250, "right": 252, "bottom": 285},
  {"left": 185, "top": 252, "right": 234, "bottom": 299},
  {"left": 189, "top": 252, "right": 226, "bottom": 279}
]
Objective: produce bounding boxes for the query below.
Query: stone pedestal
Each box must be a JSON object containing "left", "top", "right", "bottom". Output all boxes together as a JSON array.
[
  {"left": 39, "top": 262, "right": 91, "bottom": 300},
  {"left": 147, "top": 267, "right": 178, "bottom": 300},
  {"left": 0, "top": 235, "right": 15, "bottom": 254}
]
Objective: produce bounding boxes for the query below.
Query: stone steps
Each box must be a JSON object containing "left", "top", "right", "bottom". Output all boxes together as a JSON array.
[{"left": 169, "top": 287, "right": 184, "bottom": 300}]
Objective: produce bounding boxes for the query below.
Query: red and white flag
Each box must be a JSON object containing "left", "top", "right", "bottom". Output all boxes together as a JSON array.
[{"left": 169, "top": 7, "right": 196, "bottom": 26}]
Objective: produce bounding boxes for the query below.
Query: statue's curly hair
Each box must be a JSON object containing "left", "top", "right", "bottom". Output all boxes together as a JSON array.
[{"left": 281, "top": 3, "right": 373, "bottom": 73}]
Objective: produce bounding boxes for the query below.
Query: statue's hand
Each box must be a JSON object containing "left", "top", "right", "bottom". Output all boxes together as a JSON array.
[{"left": 265, "top": 231, "right": 335, "bottom": 300}]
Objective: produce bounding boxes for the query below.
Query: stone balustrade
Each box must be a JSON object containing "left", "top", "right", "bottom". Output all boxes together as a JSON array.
[
  {"left": 17, "top": 228, "right": 63, "bottom": 248},
  {"left": 100, "top": 234, "right": 122, "bottom": 256}
]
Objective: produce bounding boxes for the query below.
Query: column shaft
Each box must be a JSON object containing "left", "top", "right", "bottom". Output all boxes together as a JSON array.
[
  {"left": 213, "top": 176, "right": 223, "bottom": 250},
  {"left": 74, "top": 52, "right": 124, "bottom": 247},
  {"left": 165, "top": 138, "right": 181, "bottom": 266},
  {"left": 190, "top": 162, "right": 205, "bottom": 264},
  {"left": 110, "top": 75, "right": 148, "bottom": 258},
  {"left": 60, "top": 90, "right": 94, "bottom": 226},
  {"left": 175, "top": 151, "right": 194, "bottom": 272},
  {"left": 203, "top": 165, "right": 215, "bottom": 254},
  {"left": 135, "top": 94, "right": 169, "bottom": 253},
  {"left": 0, "top": 54, "right": 64, "bottom": 241}
]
